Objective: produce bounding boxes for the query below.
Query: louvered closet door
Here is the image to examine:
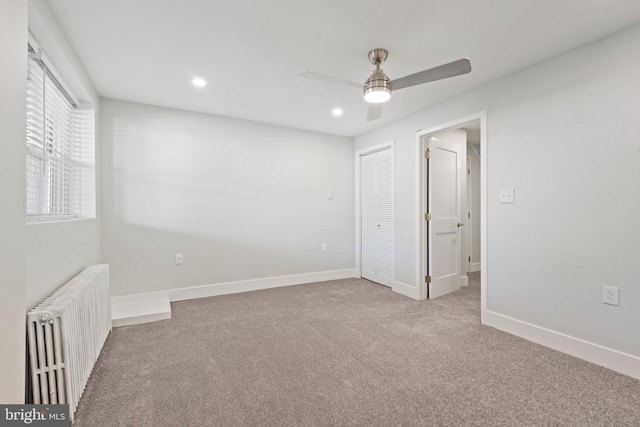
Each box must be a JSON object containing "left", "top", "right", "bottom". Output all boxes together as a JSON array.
[{"left": 361, "top": 148, "right": 393, "bottom": 287}]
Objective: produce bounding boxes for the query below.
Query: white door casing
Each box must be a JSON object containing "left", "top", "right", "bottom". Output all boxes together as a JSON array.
[
  {"left": 468, "top": 145, "right": 482, "bottom": 273},
  {"left": 361, "top": 148, "right": 393, "bottom": 287},
  {"left": 426, "top": 137, "right": 462, "bottom": 299},
  {"left": 466, "top": 155, "right": 472, "bottom": 275}
]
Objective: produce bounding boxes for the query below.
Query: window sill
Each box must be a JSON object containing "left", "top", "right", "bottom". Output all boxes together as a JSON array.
[{"left": 26, "top": 215, "right": 96, "bottom": 225}]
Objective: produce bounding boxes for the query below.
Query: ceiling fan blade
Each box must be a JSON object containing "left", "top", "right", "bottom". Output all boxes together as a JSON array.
[
  {"left": 390, "top": 58, "right": 471, "bottom": 91},
  {"left": 366, "top": 103, "right": 382, "bottom": 121},
  {"left": 297, "top": 71, "right": 363, "bottom": 89}
]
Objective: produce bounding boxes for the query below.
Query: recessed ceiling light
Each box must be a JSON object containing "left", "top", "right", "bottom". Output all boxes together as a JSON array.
[
  {"left": 192, "top": 77, "right": 207, "bottom": 88},
  {"left": 332, "top": 108, "right": 343, "bottom": 117}
]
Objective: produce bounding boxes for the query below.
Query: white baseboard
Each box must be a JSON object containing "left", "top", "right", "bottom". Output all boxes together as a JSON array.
[
  {"left": 484, "top": 310, "right": 640, "bottom": 380},
  {"left": 460, "top": 275, "right": 469, "bottom": 287},
  {"left": 470, "top": 262, "right": 481, "bottom": 272},
  {"left": 111, "top": 268, "right": 357, "bottom": 319},
  {"left": 392, "top": 280, "right": 421, "bottom": 300}
]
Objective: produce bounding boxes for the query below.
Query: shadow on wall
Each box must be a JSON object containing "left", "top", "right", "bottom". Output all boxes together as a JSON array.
[
  {"left": 103, "top": 111, "right": 355, "bottom": 296},
  {"left": 110, "top": 116, "right": 341, "bottom": 237}
]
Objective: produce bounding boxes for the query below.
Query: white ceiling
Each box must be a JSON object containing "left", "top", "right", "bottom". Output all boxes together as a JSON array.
[{"left": 46, "top": 0, "right": 640, "bottom": 137}]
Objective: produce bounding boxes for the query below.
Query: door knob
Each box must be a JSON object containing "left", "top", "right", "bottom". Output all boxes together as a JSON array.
[{"left": 457, "top": 223, "right": 464, "bottom": 227}]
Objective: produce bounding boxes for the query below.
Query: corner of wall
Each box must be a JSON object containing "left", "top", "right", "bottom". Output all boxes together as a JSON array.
[
  {"left": 484, "top": 310, "right": 640, "bottom": 381},
  {"left": 0, "top": 0, "right": 28, "bottom": 403}
]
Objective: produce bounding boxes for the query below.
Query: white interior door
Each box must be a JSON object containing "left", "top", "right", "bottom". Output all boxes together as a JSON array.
[
  {"left": 361, "top": 148, "right": 393, "bottom": 287},
  {"left": 427, "top": 137, "right": 462, "bottom": 299}
]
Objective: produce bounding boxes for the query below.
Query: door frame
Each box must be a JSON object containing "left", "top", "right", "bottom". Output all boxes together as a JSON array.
[
  {"left": 355, "top": 140, "right": 394, "bottom": 284},
  {"left": 466, "top": 154, "right": 472, "bottom": 275},
  {"left": 416, "top": 112, "right": 487, "bottom": 320},
  {"left": 467, "top": 146, "right": 482, "bottom": 273}
]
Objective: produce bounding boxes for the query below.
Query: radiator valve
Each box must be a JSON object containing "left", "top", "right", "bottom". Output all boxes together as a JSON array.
[{"left": 38, "top": 313, "right": 54, "bottom": 325}]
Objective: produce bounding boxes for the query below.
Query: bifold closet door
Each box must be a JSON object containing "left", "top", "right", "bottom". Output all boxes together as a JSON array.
[{"left": 361, "top": 148, "right": 393, "bottom": 287}]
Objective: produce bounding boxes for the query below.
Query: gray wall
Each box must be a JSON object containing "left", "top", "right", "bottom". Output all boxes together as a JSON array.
[
  {"left": 0, "top": 0, "right": 28, "bottom": 403},
  {"left": 26, "top": 220, "right": 102, "bottom": 309},
  {"left": 100, "top": 98, "right": 355, "bottom": 297},
  {"left": 355, "top": 24, "right": 640, "bottom": 358}
]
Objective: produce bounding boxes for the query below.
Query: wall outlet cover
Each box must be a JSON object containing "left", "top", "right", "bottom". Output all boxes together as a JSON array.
[
  {"left": 499, "top": 189, "right": 515, "bottom": 203},
  {"left": 603, "top": 285, "right": 619, "bottom": 306}
]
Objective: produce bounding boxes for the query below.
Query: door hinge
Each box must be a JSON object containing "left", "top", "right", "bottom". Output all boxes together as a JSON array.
[
  {"left": 468, "top": 168, "right": 471, "bottom": 175},
  {"left": 468, "top": 212, "right": 471, "bottom": 219},
  {"left": 425, "top": 275, "right": 431, "bottom": 283},
  {"left": 425, "top": 213, "right": 432, "bottom": 221},
  {"left": 425, "top": 149, "right": 431, "bottom": 159},
  {"left": 468, "top": 256, "right": 471, "bottom": 262}
]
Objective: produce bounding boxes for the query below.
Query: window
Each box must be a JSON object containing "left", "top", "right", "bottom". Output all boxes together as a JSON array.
[{"left": 25, "top": 42, "right": 95, "bottom": 222}]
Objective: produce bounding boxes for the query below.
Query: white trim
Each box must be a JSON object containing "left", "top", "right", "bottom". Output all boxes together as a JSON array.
[
  {"left": 484, "top": 310, "right": 640, "bottom": 380},
  {"left": 111, "top": 268, "right": 357, "bottom": 306},
  {"left": 466, "top": 144, "right": 482, "bottom": 275},
  {"left": 392, "top": 281, "right": 420, "bottom": 300},
  {"left": 354, "top": 140, "right": 395, "bottom": 286},
  {"left": 479, "top": 112, "right": 488, "bottom": 323},
  {"left": 416, "top": 112, "right": 487, "bottom": 306},
  {"left": 466, "top": 154, "right": 471, "bottom": 275}
]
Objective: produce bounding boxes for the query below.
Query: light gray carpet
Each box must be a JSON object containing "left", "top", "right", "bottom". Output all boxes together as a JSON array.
[{"left": 74, "top": 273, "right": 640, "bottom": 426}]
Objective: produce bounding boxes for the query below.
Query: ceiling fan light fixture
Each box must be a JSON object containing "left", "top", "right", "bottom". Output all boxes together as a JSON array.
[
  {"left": 363, "top": 70, "right": 392, "bottom": 103},
  {"left": 364, "top": 87, "right": 391, "bottom": 103}
]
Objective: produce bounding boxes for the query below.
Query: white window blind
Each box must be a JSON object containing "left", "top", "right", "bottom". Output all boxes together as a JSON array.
[{"left": 26, "top": 46, "right": 81, "bottom": 220}]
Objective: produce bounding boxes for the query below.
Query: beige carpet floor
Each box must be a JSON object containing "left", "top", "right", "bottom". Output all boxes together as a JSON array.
[{"left": 74, "top": 273, "right": 640, "bottom": 426}]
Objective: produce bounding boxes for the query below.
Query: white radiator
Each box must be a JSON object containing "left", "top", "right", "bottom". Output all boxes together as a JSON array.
[{"left": 27, "top": 264, "right": 111, "bottom": 421}]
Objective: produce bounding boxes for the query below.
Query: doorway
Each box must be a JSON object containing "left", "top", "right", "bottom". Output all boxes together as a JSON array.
[{"left": 417, "top": 113, "right": 486, "bottom": 305}]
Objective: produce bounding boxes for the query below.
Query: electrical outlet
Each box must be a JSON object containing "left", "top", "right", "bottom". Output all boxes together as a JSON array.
[
  {"left": 499, "top": 189, "right": 515, "bottom": 203},
  {"left": 321, "top": 243, "right": 327, "bottom": 252},
  {"left": 603, "top": 286, "right": 619, "bottom": 306},
  {"left": 175, "top": 253, "right": 183, "bottom": 265}
]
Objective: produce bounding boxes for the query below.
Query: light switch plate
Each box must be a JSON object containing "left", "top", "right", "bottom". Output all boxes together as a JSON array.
[{"left": 499, "top": 189, "right": 515, "bottom": 203}]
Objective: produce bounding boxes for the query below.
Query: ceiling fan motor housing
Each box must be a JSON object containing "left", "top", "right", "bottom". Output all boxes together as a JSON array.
[{"left": 364, "top": 48, "right": 392, "bottom": 103}]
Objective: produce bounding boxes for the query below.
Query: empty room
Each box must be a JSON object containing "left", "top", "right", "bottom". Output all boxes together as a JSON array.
[{"left": 2, "top": 0, "right": 640, "bottom": 425}]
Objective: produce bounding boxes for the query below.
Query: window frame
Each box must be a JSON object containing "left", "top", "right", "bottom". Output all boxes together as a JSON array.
[{"left": 25, "top": 36, "right": 95, "bottom": 224}]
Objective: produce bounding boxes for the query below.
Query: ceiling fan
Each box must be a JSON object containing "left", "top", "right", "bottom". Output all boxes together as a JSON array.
[{"left": 298, "top": 48, "right": 471, "bottom": 121}]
